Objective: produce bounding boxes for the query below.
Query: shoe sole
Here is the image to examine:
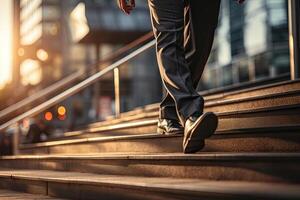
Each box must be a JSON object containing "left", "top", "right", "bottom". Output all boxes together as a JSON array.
[{"left": 183, "top": 112, "right": 218, "bottom": 154}]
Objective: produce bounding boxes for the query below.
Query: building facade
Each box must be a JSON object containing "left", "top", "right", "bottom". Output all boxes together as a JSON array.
[
  {"left": 200, "top": 0, "right": 290, "bottom": 90},
  {"left": 19, "top": 0, "right": 65, "bottom": 86}
]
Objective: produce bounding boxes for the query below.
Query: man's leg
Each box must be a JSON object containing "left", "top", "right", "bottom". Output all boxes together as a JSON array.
[
  {"left": 184, "top": 0, "right": 221, "bottom": 87},
  {"left": 159, "top": 0, "right": 220, "bottom": 123},
  {"left": 181, "top": 0, "right": 221, "bottom": 153},
  {"left": 157, "top": 88, "right": 183, "bottom": 135},
  {"left": 159, "top": 89, "right": 178, "bottom": 121},
  {"left": 148, "top": 0, "right": 204, "bottom": 125}
]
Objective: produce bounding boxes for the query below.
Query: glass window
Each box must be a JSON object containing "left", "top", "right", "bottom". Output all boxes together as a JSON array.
[
  {"left": 43, "top": 5, "right": 60, "bottom": 20},
  {"left": 21, "top": 7, "right": 42, "bottom": 36},
  {"left": 20, "top": 0, "right": 42, "bottom": 21},
  {"left": 199, "top": 0, "right": 290, "bottom": 91},
  {"left": 21, "top": 23, "right": 42, "bottom": 45}
]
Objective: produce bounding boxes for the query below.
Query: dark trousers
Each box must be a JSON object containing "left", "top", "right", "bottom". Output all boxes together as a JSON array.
[{"left": 148, "top": 0, "right": 221, "bottom": 125}]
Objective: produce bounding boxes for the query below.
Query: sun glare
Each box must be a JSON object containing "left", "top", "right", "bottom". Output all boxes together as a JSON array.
[
  {"left": 0, "top": 0, "right": 12, "bottom": 90},
  {"left": 20, "top": 59, "right": 42, "bottom": 86}
]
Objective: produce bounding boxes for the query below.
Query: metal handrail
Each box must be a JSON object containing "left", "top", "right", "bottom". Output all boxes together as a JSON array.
[
  {"left": 0, "top": 70, "right": 84, "bottom": 122},
  {"left": 0, "top": 39, "right": 156, "bottom": 132},
  {"left": 0, "top": 32, "right": 154, "bottom": 123},
  {"left": 98, "top": 32, "right": 153, "bottom": 66},
  {"left": 80, "top": 32, "right": 154, "bottom": 75}
]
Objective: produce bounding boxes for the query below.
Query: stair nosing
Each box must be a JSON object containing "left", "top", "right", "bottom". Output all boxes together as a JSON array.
[
  {"left": 19, "top": 124, "right": 300, "bottom": 149},
  {"left": 72, "top": 86, "right": 300, "bottom": 134},
  {"left": 19, "top": 133, "right": 169, "bottom": 149},
  {"left": 2, "top": 152, "right": 300, "bottom": 161},
  {"left": 61, "top": 103, "right": 300, "bottom": 140},
  {"left": 216, "top": 125, "right": 300, "bottom": 134},
  {"left": 200, "top": 79, "right": 299, "bottom": 97},
  {"left": 63, "top": 119, "right": 158, "bottom": 137},
  {"left": 0, "top": 170, "right": 299, "bottom": 199},
  {"left": 205, "top": 89, "right": 300, "bottom": 107}
]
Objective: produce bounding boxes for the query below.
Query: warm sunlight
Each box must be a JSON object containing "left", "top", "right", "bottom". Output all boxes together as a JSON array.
[
  {"left": 20, "top": 59, "right": 42, "bottom": 85},
  {"left": 0, "top": 0, "right": 12, "bottom": 90}
]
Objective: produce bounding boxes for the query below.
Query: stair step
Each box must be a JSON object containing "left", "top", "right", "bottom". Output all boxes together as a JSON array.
[
  {"left": 1, "top": 153, "right": 300, "bottom": 183},
  {"left": 19, "top": 126, "right": 300, "bottom": 154},
  {"left": 202, "top": 79, "right": 300, "bottom": 102},
  {"left": 0, "top": 170, "right": 299, "bottom": 200},
  {"left": 61, "top": 119, "right": 157, "bottom": 139},
  {"left": 80, "top": 80, "right": 300, "bottom": 129},
  {"left": 57, "top": 103, "right": 300, "bottom": 141},
  {"left": 61, "top": 81, "right": 300, "bottom": 139},
  {"left": 83, "top": 110, "right": 157, "bottom": 130},
  {"left": 93, "top": 80, "right": 300, "bottom": 124},
  {"left": 0, "top": 189, "right": 66, "bottom": 199}
]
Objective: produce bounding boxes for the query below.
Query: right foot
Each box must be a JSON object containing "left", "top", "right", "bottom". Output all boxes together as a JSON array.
[
  {"left": 183, "top": 112, "right": 218, "bottom": 154},
  {"left": 157, "top": 118, "right": 184, "bottom": 136}
]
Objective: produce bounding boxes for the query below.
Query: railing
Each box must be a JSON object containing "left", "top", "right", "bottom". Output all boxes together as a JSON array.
[
  {"left": 0, "top": 70, "right": 84, "bottom": 123},
  {"left": 0, "top": 32, "right": 155, "bottom": 133}
]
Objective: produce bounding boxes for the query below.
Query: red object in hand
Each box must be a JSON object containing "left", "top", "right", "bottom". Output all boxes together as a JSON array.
[{"left": 118, "top": 0, "right": 135, "bottom": 15}]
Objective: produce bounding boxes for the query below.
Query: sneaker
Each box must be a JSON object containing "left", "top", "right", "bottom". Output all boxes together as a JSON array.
[
  {"left": 183, "top": 112, "right": 218, "bottom": 153},
  {"left": 157, "top": 118, "right": 184, "bottom": 135}
]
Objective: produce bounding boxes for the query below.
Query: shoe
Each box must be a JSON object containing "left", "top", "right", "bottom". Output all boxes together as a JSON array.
[
  {"left": 183, "top": 112, "right": 218, "bottom": 154},
  {"left": 157, "top": 118, "right": 184, "bottom": 135}
]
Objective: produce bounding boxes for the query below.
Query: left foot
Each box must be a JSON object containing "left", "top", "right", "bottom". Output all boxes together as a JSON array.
[
  {"left": 157, "top": 118, "right": 184, "bottom": 135},
  {"left": 183, "top": 112, "right": 218, "bottom": 154}
]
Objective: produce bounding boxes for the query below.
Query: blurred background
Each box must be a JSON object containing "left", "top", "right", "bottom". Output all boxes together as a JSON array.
[{"left": 0, "top": 0, "right": 295, "bottom": 149}]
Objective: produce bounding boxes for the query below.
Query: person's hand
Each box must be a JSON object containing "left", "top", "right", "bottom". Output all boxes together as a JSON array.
[
  {"left": 117, "top": 0, "right": 135, "bottom": 15},
  {"left": 236, "top": 0, "right": 245, "bottom": 4}
]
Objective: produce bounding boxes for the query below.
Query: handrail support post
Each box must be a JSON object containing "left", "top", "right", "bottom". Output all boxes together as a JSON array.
[
  {"left": 12, "top": 122, "right": 20, "bottom": 155},
  {"left": 288, "top": 0, "right": 300, "bottom": 80},
  {"left": 114, "top": 68, "right": 121, "bottom": 117},
  {"left": 94, "top": 44, "right": 101, "bottom": 120}
]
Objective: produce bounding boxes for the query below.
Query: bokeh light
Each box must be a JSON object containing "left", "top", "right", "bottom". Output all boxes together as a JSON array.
[
  {"left": 57, "top": 106, "right": 66, "bottom": 116},
  {"left": 44, "top": 112, "right": 53, "bottom": 121},
  {"left": 36, "top": 49, "right": 49, "bottom": 61},
  {"left": 20, "top": 59, "right": 42, "bottom": 85}
]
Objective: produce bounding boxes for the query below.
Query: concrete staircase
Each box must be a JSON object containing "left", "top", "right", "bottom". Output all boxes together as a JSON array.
[{"left": 0, "top": 80, "right": 300, "bottom": 199}]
